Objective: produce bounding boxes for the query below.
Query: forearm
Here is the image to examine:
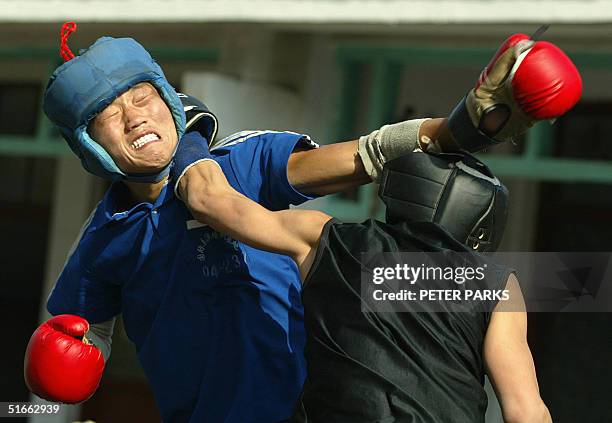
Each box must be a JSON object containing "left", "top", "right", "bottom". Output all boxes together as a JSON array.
[
  {"left": 486, "top": 276, "right": 551, "bottom": 423},
  {"left": 493, "top": 340, "right": 551, "bottom": 423},
  {"left": 170, "top": 134, "right": 325, "bottom": 267},
  {"left": 488, "top": 326, "right": 551, "bottom": 423},
  {"left": 288, "top": 140, "right": 370, "bottom": 196},
  {"left": 288, "top": 117, "right": 452, "bottom": 195},
  {"left": 201, "top": 192, "right": 330, "bottom": 279},
  {"left": 179, "top": 162, "right": 288, "bottom": 254},
  {"left": 197, "top": 189, "right": 298, "bottom": 258},
  {"left": 179, "top": 161, "right": 329, "bottom": 269},
  {"left": 503, "top": 400, "right": 552, "bottom": 423}
]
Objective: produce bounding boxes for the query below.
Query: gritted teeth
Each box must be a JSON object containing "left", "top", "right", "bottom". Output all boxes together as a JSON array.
[{"left": 131, "top": 133, "right": 160, "bottom": 149}]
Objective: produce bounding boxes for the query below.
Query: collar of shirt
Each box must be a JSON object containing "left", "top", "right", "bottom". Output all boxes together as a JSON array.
[{"left": 98, "top": 179, "right": 175, "bottom": 227}]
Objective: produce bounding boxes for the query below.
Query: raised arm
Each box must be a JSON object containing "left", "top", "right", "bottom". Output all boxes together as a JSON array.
[
  {"left": 178, "top": 159, "right": 331, "bottom": 279},
  {"left": 287, "top": 118, "right": 453, "bottom": 196},
  {"left": 288, "top": 34, "right": 581, "bottom": 197},
  {"left": 484, "top": 274, "right": 552, "bottom": 423}
]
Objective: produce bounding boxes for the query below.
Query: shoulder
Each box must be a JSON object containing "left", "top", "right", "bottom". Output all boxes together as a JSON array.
[
  {"left": 70, "top": 184, "right": 148, "bottom": 251},
  {"left": 211, "top": 130, "right": 317, "bottom": 152},
  {"left": 328, "top": 218, "right": 376, "bottom": 237},
  {"left": 74, "top": 199, "right": 109, "bottom": 241}
]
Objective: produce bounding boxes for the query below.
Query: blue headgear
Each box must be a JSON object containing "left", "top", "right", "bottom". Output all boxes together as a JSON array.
[{"left": 43, "top": 37, "right": 186, "bottom": 182}]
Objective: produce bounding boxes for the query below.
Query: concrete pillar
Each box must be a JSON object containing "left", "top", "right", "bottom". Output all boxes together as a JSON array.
[
  {"left": 241, "top": 31, "right": 275, "bottom": 83},
  {"left": 499, "top": 179, "right": 541, "bottom": 251},
  {"left": 29, "top": 155, "right": 96, "bottom": 423},
  {"left": 216, "top": 28, "right": 275, "bottom": 84},
  {"left": 301, "top": 34, "right": 335, "bottom": 143},
  {"left": 296, "top": 33, "right": 336, "bottom": 212}
]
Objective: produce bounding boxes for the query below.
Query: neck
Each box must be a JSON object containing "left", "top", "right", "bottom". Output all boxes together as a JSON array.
[{"left": 123, "top": 177, "right": 168, "bottom": 205}]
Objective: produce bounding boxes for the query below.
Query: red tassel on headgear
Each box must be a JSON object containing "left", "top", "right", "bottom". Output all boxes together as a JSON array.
[{"left": 60, "top": 22, "right": 77, "bottom": 62}]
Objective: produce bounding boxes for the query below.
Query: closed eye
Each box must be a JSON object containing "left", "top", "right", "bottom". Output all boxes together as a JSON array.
[
  {"left": 134, "top": 94, "right": 150, "bottom": 104},
  {"left": 101, "top": 109, "right": 120, "bottom": 121}
]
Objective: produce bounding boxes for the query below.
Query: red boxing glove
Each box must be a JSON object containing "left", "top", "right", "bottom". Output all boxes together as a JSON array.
[
  {"left": 24, "top": 315, "right": 105, "bottom": 404},
  {"left": 512, "top": 39, "right": 583, "bottom": 119},
  {"left": 476, "top": 33, "right": 532, "bottom": 89},
  {"left": 448, "top": 32, "right": 582, "bottom": 152}
]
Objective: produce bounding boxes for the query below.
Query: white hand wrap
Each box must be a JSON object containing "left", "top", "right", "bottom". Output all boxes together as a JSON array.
[{"left": 358, "top": 118, "right": 430, "bottom": 183}]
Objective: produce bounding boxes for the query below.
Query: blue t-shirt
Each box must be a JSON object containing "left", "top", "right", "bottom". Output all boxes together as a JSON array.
[{"left": 47, "top": 131, "right": 318, "bottom": 422}]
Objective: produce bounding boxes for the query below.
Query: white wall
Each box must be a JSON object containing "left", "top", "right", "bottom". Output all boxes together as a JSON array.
[{"left": 4, "top": 1, "right": 612, "bottom": 24}]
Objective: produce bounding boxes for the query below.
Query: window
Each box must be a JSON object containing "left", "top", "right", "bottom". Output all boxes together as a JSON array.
[{"left": 0, "top": 83, "right": 41, "bottom": 136}]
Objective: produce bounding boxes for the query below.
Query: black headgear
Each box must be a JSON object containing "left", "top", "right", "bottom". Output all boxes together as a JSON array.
[
  {"left": 379, "top": 151, "right": 508, "bottom": 252},
  {"left": 178, "top": 92, "right": 219, "bottom": 145}
]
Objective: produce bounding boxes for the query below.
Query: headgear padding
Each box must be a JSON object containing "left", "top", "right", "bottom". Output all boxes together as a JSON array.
[
  {"left": 43, "top": 37, "right": 186, "bottom": 182},
  {"left": 178, "top": 93, "right": 218, "bottom": 146},
  {"left": 379, "top": 151, "right": 508, "bottom": 252}
]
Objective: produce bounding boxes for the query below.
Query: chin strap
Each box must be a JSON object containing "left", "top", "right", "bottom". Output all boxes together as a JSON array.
[{"left": 123, "top": 165, "right": 171, "bottom": 184}]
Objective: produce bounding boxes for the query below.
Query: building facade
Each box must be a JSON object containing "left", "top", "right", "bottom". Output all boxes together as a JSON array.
[{"left": 1, "top": 1, "right": 611, "bottom": 421}]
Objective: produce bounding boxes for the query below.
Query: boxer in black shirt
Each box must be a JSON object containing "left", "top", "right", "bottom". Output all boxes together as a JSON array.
[{"left": 180, "top": 150, "right": 551, "bottom": 423}]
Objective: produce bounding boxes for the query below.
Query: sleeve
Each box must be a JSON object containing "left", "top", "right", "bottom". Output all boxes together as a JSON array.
[
  {"left": 46, "top": 232, "right": 122, "bottom": 325},
  {"left": 302, "top": 218, "right": 339, "bottom": 288},
  {"left": 227, "top": 131, "right": 320, "bottom": 210}
]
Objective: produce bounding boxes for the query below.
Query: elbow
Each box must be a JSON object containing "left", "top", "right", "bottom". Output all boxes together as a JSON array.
[{"left": 503, "top": 399, "right": 552, "bottom": 423}]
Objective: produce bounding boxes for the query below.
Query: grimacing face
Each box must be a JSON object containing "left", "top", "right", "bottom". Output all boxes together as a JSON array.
[{"left": 88, "top": 82, "right": 178, "bottom": 175}]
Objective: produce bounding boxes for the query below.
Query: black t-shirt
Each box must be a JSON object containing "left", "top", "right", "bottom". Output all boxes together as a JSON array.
[{"left": 292, "top": 219, "right": 512, "bottom": 423}]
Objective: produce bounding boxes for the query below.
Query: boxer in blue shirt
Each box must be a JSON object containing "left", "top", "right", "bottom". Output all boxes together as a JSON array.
[
  {"left": 48, "top": 129, "right": 319, "bottom": 422},
  {"left": 25, "top": 27, "right": 571, "bottom": 422}
]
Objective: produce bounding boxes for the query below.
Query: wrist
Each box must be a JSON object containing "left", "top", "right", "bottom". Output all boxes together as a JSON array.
[
  {"left": 170, "top": 132, "right": 214, "bottom": 200},
  {"left": 417, "top": 118, "right": 460, "bottom": 152},
  {"left": 175, "top": 158, "right": 218, "bottom": 201},
  {"left": 177, "top": 166, "right": 195, "bottom": 202},
  {"left": 358, "top": 118, "right": 430, "bottom": 182},
  {"left": 447, "top": 96, "right": 501, "bottom": 152}
]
